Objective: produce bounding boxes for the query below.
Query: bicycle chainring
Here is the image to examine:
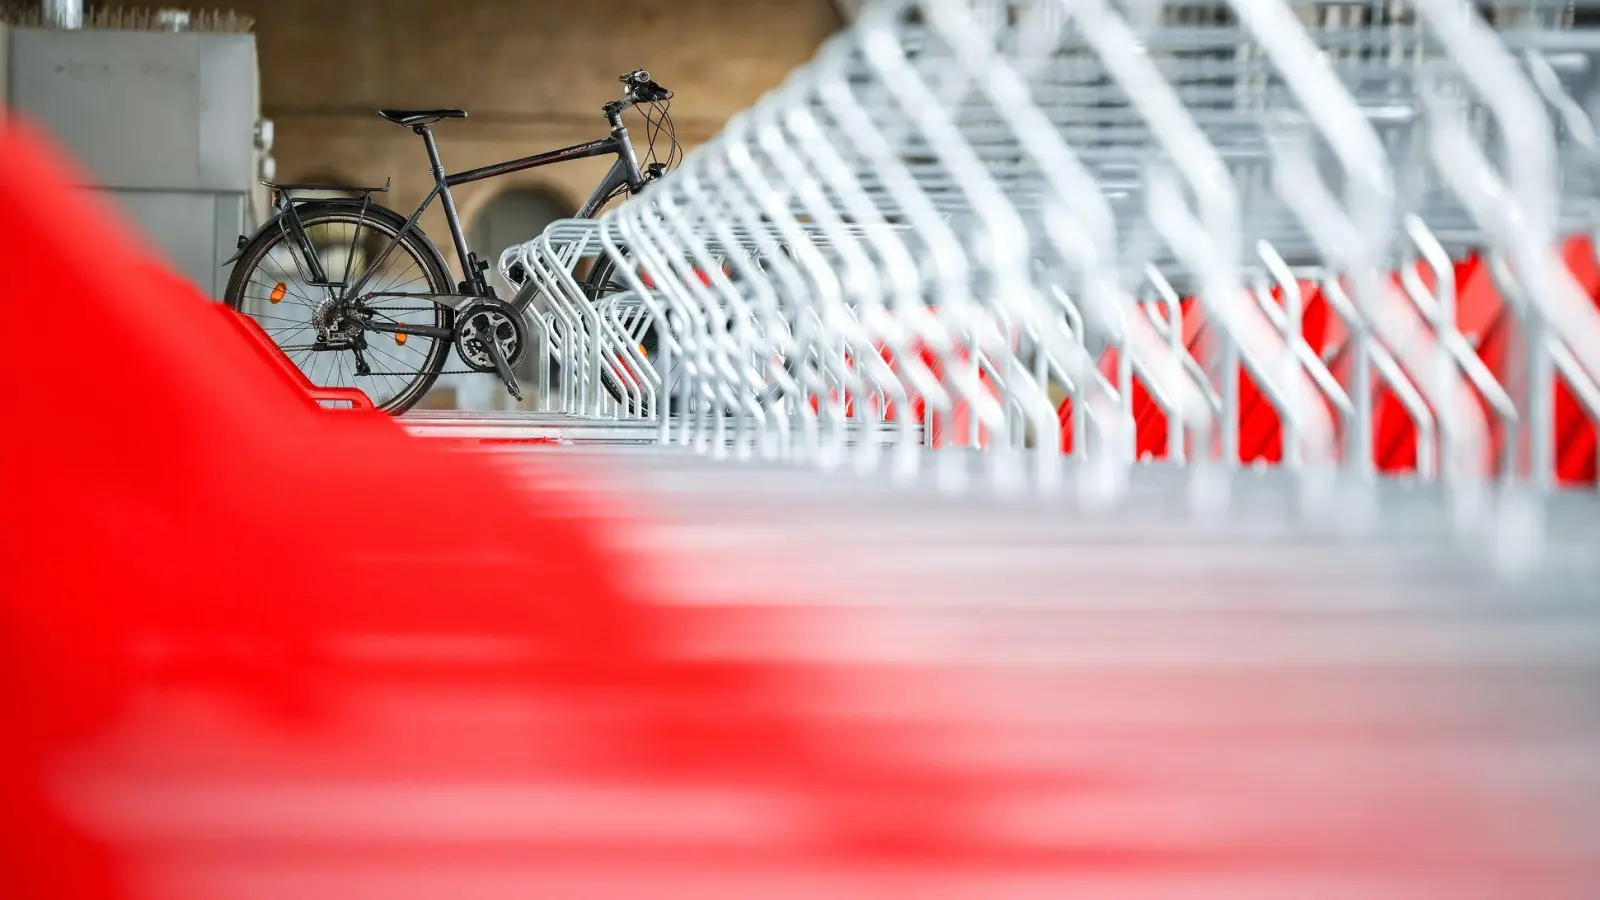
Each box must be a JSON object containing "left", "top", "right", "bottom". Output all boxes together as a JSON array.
[{"left": 453, "top": 299, "right": 528, "bottom": 373}]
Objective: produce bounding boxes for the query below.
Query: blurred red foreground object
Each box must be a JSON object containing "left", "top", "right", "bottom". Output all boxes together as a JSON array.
[
  {"left": 0, "top": 120, "right": 660, "bottom": 899},
  {"left": 2, "top": 119, "right": 1597, "bottom": 900},
  {"left": 215, "top": 305, "right": 376, "bottom": 411},
  {"left": 0, "top": 119, "right": 1111, "bottom": 900}
]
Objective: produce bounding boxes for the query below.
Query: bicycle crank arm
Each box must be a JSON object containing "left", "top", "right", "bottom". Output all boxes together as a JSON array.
[
  {"left": 482, "top": 328, "right": 523, "bottom": 402},
  {"left": 361, "top": 321, "right": 454, "bottom": 341}
]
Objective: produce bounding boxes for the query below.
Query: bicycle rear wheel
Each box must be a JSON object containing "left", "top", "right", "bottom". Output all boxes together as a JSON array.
[{"left": 224, "top": 201, "right": 454, "bottom": 414}]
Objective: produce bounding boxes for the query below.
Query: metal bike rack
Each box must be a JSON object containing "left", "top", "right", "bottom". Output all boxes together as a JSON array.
[{"left": 467, "top": 0, "right": 1600, "bottom": 564}]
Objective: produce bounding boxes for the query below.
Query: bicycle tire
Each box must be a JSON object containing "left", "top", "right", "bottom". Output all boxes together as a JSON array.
[{"left": 223, "top": 200, "right": 455, "bottom": 415}]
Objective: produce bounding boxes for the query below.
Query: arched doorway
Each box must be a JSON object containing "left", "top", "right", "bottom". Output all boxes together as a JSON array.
[
  {"left": 469, "top": 187, "right": 570, "bottom": 268},
  {"left": 422, "top": 186, "right": 570, "bottom": 411}
]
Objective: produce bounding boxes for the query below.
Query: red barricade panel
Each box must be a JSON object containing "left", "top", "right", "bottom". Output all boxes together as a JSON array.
[
  {"left": 1557, "top": 237, "right": 1600, "bottom": 483},
  {"left": 1066, "top": 286, "right": 1327, "bottom": 464},
  {"left": 1059, "top": 262, "right": 1600, "bottom": 482},
  {"left": 0, "top": 118, "right": 656, "bottom": 900},
  {"left": 217, "top": 305, "right": 377, "bottom": 411}
]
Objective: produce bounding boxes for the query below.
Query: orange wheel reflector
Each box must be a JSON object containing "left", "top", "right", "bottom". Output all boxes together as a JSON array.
[
  {"left": 638, "top": 343, "right": 648, "bottom": 357},
  {"left": 269, "top": 282, "right": 286, "bottom": 303},
  {"left": 395, "top": 332, "right": 408, "bottom": 346}
]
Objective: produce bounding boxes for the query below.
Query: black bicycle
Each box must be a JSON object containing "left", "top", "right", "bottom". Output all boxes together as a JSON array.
[{"left": 222, "top": 69, "right": 676, "bottom": 413}]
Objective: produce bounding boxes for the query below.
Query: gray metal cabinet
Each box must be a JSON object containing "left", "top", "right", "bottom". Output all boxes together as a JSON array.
[{"left": 4, "top": 25, "right": 262, "bottom": 297}]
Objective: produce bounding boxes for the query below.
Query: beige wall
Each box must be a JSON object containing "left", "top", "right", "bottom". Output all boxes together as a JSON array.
[{"left": 227, "top": 0, "right": 843, "bottom": 272}]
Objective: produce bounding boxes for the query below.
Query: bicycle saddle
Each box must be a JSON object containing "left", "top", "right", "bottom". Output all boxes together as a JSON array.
[{"left": 377, "top": 108, "right": 467, "bottom": 127}]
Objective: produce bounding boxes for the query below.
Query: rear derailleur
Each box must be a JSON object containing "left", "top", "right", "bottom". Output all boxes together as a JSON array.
[{"left": 311, "top": 298, "right": 373, "bottom": 375}]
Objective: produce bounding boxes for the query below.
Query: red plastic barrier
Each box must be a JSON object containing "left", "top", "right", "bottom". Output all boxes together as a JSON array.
[
  {"left": 217, "top": 305, "right": 378, "bottom": 411},
  {"left": 1455, "top": 254, "right": 1517, "bottom": 473},
  {"left": 892, "top": 341, "right": 999, "bottom": 449},
  {"left": 1359, "top": 269, "right": 1444, "bottom": 476},
  {"left": 1058, "top": 256, "right": 1600, "bottom": 483},
  {"left": 812, "top": 339, "right": 1000, "bottom": 449},
  {"left": 1061, "top": 284, "right": 1329, "bottom": 463},
  {"left": 1058, "top": 346, "right": 1160, "bottom": 456},
  {"left": 0, "top": 119, "right": 656, "bottom": 900},
  {"left": 1418, "top": 240, "right": 1599, "bottom": 483},
  {"left": 1557, "top": 238, "right": 1600, "bottom": 483},
  {"left": 638, "top": 263, "right": 728, "bottom": 290}
]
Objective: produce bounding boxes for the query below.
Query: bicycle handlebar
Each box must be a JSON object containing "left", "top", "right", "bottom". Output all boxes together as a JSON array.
[{"left": 619, "top": 69, "right": 671, "bottom": 104}]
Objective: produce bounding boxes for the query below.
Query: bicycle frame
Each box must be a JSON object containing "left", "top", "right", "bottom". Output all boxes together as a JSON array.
[{"left": 271, "top": 105, "right": 646, "bottom": 317}]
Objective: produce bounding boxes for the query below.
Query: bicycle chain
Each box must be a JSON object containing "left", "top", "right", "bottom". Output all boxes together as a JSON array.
[
  {"left": 293, "top": 299, "right": 580, "bottom": 377},
  {"left": 359, "top": 370, "right": 480, "bottom": 377},
  {"left": 342, "top": 306, "right": 464, "bottom": 376}
]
